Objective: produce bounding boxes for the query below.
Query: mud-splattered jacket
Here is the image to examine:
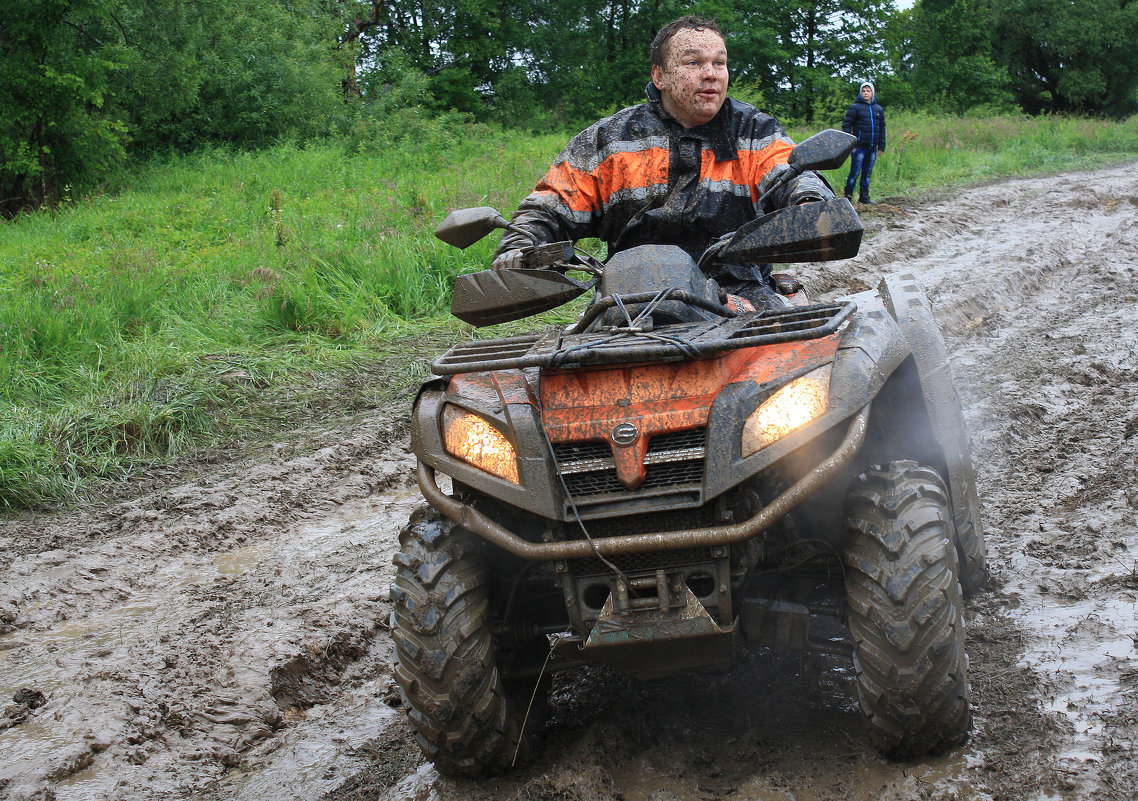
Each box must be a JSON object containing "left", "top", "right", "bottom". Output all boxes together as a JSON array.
[{"left": 497, "top": 84, "right": 832, "bottom": 279}]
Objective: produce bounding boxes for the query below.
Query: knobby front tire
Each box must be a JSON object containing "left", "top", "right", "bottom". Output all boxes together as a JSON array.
[
  {"left": 389, "top": 506, "right": 540, "bottom": 776},
  {"left": 843, "top": 461, "right": 972, "bottom": 759}
]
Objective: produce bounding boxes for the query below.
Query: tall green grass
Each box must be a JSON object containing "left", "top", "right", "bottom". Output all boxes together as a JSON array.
[
  {"left": 2, "top": 113, "right": 1136, "bottom": 509},
  {"left": 0, "top": 126, "right": 567, "bottom": 508},
  {"left": 796, "top": 112, "right": 1138, "bottom": 199}
]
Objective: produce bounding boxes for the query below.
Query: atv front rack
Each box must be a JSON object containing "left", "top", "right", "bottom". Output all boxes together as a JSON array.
[{"left": 432, "top": 300, "right": 856, "bottom": 376}]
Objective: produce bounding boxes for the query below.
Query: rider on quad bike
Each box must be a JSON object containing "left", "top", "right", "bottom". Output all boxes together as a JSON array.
[
  {"left": 388, "top": 128, "right": 988, "bottom": 777},
  {"left": 492, "top": 16, "right": 832, "bottom": 315}
]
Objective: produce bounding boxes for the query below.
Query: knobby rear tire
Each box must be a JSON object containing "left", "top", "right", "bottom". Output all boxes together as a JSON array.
[
  {"left": 844, "top": 461, "right": 972, "bottom": 759},
  {"left": 389, "top": 506, "right": 540, "bottom": 777}
]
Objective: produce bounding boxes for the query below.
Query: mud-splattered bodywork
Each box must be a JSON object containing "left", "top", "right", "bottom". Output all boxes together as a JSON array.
[{"left": 409, "top": 260, "right": 981, "bottom": 678}]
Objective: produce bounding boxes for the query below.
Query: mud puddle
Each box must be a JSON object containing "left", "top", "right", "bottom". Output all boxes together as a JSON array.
[
  {"left": 1, "top": 426, "right": 420, "bottom": 800},
  {"left": 3, "top": 162, "right": 1138, "bottom": 801}
]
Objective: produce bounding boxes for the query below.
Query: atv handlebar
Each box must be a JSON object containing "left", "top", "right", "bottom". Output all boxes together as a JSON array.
[
  {"left": 521, "top": 241, "right": 577, "bottom": 269},
  {"left": 572, "top": 288, "right": 737, "bottom": 332}
]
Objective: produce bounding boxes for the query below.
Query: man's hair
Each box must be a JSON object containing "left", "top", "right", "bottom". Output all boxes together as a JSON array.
[{"left": 649, "top": 15, "right": 724, "bottom": 68}]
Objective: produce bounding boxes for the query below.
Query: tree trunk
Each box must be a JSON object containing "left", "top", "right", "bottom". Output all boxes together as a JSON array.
[{"left": 342, "top": 0, "right": 385, "bottom": 97}]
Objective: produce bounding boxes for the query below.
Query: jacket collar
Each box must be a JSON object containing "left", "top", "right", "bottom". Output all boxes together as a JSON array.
[{"left": 645, "top": 83, "right": 738, "bottom": 161}]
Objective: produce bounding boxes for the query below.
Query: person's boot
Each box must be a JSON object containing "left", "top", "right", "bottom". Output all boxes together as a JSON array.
[
  {"left": 859, "top": 194, "right": 876, "bottom": 205},
  {"left": 844, "top": 191, "right": 853, "bottom": 202}
]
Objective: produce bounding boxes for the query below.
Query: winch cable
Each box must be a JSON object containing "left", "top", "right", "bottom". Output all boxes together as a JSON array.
[
  {"left": 511, "top": 644, "right": 554, "bottom": 767},
  {"left": 532, "top": 392, "right": 633, "bottom": 593},
  {"left": 511, "top": 626, "right": 576, "bottom": 767},
  {"left": 504, "top": 394, "right": 636, "bottom": 766},
  {"left": 547, "top": 289, "right": 702, "bottom": 368}
]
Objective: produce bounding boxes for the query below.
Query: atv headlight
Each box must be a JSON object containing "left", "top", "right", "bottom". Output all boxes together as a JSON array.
[
  {"left": 442, "top": 405, "right": 520, "bottom": 484},
  {"left": 741, "top": 364, "right": 831, "bottom": 456}
]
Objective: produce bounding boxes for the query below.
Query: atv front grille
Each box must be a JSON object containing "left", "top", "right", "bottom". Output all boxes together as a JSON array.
[
  {"left": 553, "top": 428, "right": 707, "bottom": 503},
  {"left": 562, "top": 459, "right": 705, "bottom": 497},
  {"left": 568, "top": 545, "right": 718, "bottom": 578},
  {"left": 568, "top": 503, "right": 720, "bottom": 541}
]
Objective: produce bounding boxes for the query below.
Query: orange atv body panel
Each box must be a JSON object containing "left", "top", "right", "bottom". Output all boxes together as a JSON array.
[{"left": 540, "top": 335, "right": 841, "bottom": 488}]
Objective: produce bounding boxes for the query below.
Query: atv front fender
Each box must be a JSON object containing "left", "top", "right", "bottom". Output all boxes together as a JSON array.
[{"left": 875, "top": 273, "right": 983, "bottom": 549}]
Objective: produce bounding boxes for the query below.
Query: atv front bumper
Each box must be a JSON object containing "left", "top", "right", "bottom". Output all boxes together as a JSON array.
[{"left": 416, "top": 405, "right": 870, "bottom": 561}]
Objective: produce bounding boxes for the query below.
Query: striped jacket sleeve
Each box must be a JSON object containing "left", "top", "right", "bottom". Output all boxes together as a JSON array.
[{"left": 496, "top": 123, "right": 670, "bottom": 254}]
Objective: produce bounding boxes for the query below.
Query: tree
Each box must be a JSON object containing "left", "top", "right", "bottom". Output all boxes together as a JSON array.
[
  {"left": 1, "top": 0, "right": 350, "bottom": 212},
  {"left": 0, "top": 0, "right": 128, "bottom": 215},
  {"left": 990, "top": 0, "right": 1138, "bottom": 116},
  {"left": 516, "top": 0, "right": 678, "bottom": 124},
  {"left": 344, "top": 0, "right": 905, "bottom": 129},
  {"left": 349, "top": 0, "right": 526, "bottom": 116},
  {"left": 873, "top": 6, "right": 915, "bottom": 110},
  {"left": 109, "top": 0, "right": 347, "bottom": 152},
  {"left": 907, "top": 0, "right": 1012, "bottom": 114},
  {"left": 733, "top": 0, "right": 897, "bottom": 123}
]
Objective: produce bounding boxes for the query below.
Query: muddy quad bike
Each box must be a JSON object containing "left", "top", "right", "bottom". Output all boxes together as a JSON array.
[{"left": 390, "top": 129, "right": 987, "bottom": 777}]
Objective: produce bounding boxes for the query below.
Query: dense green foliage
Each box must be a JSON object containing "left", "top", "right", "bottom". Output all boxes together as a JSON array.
[
  {"left": 905, "top": 0, "right": 1015, "bottom": 114},
  {"left": 343, "top": 0, "right": 1138, "bottom": 125},
  {"left": 4, "top": 0, "right": 1137, "bottom": 215},
  {"left": 353, "top": 0, "right": 901, "bottom": 128},
  {"left": 734, "top": 0, "right": 897, "bottom": 123},
  {"left": 0, "top": 0, "right": 128, "bottom": 215},
  {"left": 111, "top": 0, "right": 347, "bottom": 152},
  {"left": 908, "top": 0, "right": 1138, "bottom": 116},
  {"left": 991, "top": 0, "right": 1138, "bottom": 116},
  {"left": 0, "top": 0, "right": 347, "bottom": 213},
  {"left": 3, "top": 112, "right": 1137, "bottom": 509}
]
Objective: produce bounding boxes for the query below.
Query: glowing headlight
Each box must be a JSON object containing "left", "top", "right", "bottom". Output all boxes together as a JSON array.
[
  {"left": 442, "top": 405, "right": 520, "bottom": 484},
  {"left": 741, "top": 364, "right": 832, "bottom": 456}
]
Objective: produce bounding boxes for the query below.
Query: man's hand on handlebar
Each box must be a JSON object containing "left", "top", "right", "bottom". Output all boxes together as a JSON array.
[
  {"left": 493, "top": 249, "right": 524, "bottom": 270},
  {"left": 493, "top": 242, "right": 579, "bottom": 270}
]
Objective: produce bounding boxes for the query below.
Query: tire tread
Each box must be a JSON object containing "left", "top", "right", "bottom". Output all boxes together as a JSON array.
[{"left": 844, "top": 461, "right": 972, "bottom": 759}]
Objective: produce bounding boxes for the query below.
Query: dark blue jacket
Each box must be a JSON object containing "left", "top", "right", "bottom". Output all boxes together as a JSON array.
[{"left": 842, "top": 84, "right": 886, "bottom": 151}]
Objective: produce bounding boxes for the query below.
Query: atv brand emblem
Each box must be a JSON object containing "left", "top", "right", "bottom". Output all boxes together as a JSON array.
[{"left": 611, "top": 421, "right": 640, "bottom": 445}]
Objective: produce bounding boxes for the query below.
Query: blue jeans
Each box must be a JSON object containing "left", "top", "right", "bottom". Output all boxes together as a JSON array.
[{"left": 845, "top": 146, "right": 878, "bottom": 200}]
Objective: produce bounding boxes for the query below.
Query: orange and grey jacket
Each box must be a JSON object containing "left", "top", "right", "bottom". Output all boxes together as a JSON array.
[{"left": 496, "top": 83, "right": 832, "bottom": 276}]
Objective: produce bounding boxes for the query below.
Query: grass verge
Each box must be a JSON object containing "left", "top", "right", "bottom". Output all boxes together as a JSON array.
[{"left": 2, "top": 112, "right": 1136, "bottom": 509}]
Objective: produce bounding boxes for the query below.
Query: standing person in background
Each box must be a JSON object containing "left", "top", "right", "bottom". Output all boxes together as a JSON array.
[{"left": 842, "top": 81, "right": 886, "bottom": 205}]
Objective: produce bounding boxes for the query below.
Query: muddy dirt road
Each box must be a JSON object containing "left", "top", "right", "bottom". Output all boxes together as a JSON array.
[{"left": 3, "top": 162, "right": 1137, "bottom": 801}]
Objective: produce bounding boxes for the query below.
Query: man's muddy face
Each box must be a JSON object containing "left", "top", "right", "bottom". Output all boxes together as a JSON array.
[{"left": 651, "top": 28, "right": 728, "bottom": 129}]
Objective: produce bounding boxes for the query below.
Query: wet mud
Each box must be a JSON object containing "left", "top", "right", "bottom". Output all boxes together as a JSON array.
[{"left": 3, "top": 162, "right": 1138, "bottom": 800}]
